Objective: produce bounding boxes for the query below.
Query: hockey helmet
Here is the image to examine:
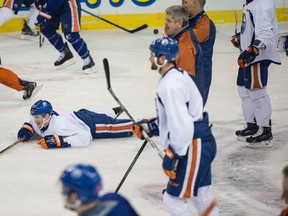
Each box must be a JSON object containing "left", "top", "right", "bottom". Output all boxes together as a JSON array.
[
  {"left": 30, "top": 100, "right": 53, "bottom": 116},
  {"left": 60, "top": 163, "right": 102, "bottom": 204},
  {"left": 149, "top": 37, "right": 179, "bottom": 62}
]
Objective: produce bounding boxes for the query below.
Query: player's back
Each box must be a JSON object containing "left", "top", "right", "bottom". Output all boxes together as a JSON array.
[{"left": 79, "top": 193, "right": 139, "bottom": 216}]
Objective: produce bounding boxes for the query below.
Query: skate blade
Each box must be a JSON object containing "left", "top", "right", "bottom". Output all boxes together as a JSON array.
[
  {"left": 83, "top": 66, "right": 97, "bottom": 74},
  {"left": 236, "top": 136, "right": 247, "bottom": 142},
  {"left": 20, "top": 34, "right": 39, "bottom": 41},
  {"left": 26, "top": 84, "right": 43, "bottom": 100},
  {"left": 246, "top": 140, "right": 273, "bottom": 148},
  {"left": 55, "top": 59, "right": 76, "bottom": 70}
]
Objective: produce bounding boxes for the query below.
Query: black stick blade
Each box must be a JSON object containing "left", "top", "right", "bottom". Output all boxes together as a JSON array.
[
  {"left": 129, "top": 24, "right": 148, "bottom": 33},
  {"left": 103, "top": 58, "right": 111, "bottom": 90}
]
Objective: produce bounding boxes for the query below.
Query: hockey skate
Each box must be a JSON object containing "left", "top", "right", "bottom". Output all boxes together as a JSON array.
[
  {"left": 82, "top": 55, "right": 97, "bottom": 74},
  {"left": 20, "top": 79, "right": 43, "bottom": 100},
  {"left": 54, "top": 42, "right": 76, "bottom": 70},
  {"left": 276, "top": 32, "right": 288, "bottom": 54},
  {"left": 20, "top": 20, "right": 39, "bottom": 40},
  {"left": 246, "top": 127, "right": 273, "bottom": 148},
  {"left": 236, "top": 122, "right": 259, "bottom": 141}
]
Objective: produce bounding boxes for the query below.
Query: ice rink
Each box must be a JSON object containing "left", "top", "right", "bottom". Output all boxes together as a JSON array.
[{"left": 0, "top": 23, "right": 288, "bottom": 216}]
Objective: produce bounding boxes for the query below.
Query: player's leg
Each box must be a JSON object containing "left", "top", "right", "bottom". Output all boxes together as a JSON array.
[
  {"left": 0, "top": 67, "right": 38, "bottom": 100},
  {"left": 74, "top": 109, "right": 134, "bottom": 139},
  {"left": 0, "top": 7, "right": 14, "bottom": 26},
  {"left": 236, "top": 67, "right": 258, "bottom": 140},
  {"left": 21, "top": 3, "right": 39, "bottom": 39},
  {"left": 0, "top": 67, "right": 23, "bottom": 91},
  {"left": 192, "top": 186, "right": 219, "bottom": 216},
  {"left": 40, "top": 21, "right": 76, "bottom": 69},
  {"left": 192, "top": 120, "right": 219, "bottom": 216},
  {"left": 61, "top": 0, "right": 96, "bottom": 74},
  {"left": 163, "top": 192, "right": 193, "bottom": 216},
  {"left": 163, "top": 140, "right": 201, "bottom": 215},
  {"left": 244, "top": 62, "right": 272, "bottom": 147}
]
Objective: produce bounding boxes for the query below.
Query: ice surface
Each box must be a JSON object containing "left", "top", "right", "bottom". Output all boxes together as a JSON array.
[{"left": 0, "top": 23, "right": 288, "bottom": 216}]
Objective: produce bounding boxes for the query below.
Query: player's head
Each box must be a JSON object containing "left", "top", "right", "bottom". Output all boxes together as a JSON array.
[
  {"left": 282, "top": 165, "right": 288, "bottom": 204},
  {"left": 30, "top": 100, "right": 53, "bottom": 129},
  {"left": 182, "top": 0, "right": 206, "bottom": 17},
  {"left": 149, "top": 37, "right": 179, "bottom": 71},
  {"left": 60, "top": 163, "right": 102, "bottom": 210}
]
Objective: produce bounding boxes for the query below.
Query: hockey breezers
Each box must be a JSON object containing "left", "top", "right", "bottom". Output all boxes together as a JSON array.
[
  {"left": 103, "top": 58, "right": 164, "bottom": 159},
  {"left": 81, "top": 9, "right": 148, "bottom": 34}
]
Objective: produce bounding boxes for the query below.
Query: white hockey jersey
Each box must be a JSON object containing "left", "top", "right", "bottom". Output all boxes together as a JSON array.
[
  {"left": 240, "top": 0, "right": 281, "bottom": 64},
  {"left": 30, "top": 111, "right": 92, "bottom": 148},
  {"left": 155, "top": 67, "right": 203, "bottom": 156}
]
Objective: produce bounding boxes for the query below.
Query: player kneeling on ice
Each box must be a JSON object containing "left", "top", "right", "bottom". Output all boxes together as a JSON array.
[
  {"left": 132, "top": 37, "right": 219, "bottom": 216},
  {"left": 59, "top": 163, "right": 139, "bottom": 216},
  {"left": 17, "top": 100, "right": 134, "bottom": 149}
]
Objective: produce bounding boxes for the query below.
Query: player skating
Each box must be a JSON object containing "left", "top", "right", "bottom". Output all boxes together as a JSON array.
[
  {"left": 17, "top": 100, "right": 134, "bottom": 148},
  {"left": 0, "top": 58, "right": 42, "bottom": 100},
  {"left": 231, "top": 0, "right": 281, "bottom": 148},
  {"left": 133, "top": 37, "right": 219, "bottom": 215},
  {"left": 0, "top": 0, "right": 39, "bottom": 39},
  {"left": 35, "top": 0, "right": 96, "bottom": 74}
]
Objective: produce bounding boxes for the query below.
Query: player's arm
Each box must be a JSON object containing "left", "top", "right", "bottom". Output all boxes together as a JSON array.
[
  {"left": 238, "top": 7, "right": 275, "bottom": 68},
  {"left": 17, "top": 122, "right": 35, "bottom": 142},
  {"left": 161, "top": 80, "right": 194, "bottom": 179}
]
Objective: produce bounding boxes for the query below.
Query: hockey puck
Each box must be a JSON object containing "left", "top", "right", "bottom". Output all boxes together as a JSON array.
[{"left": 153, "top": 29, "right": 159, "bottom": 35}]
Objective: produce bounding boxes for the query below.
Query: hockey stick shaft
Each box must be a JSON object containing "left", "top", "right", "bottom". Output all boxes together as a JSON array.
[
  {"left": 234, "top": 10, "right": 238, "bottom": 35},
  {"left": 115, "top": 139, "right": 148, "bottom": 193},
  {"left": 81, "top": 9, "right": 148, "bottom": 33},
  {"left": 103, "top": 58, "right": 164, "bottom": 159},
  {"left": 0, "top": 140, "right": 22, "bottom": 155},
  {"left": 201, "top": 199, "right": 217, "bottom": 216}
]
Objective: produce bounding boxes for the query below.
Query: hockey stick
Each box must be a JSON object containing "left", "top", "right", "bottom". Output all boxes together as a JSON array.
[
  {"left": 81, "top": 9, "right": 148, "bottom": 34},
  {"left": 201, "top": 199, "right": 217, "bottom": 216},
  {"left": 233, "top": 10, "right": 238, "bottom": 35},
  {"left": 115, "top": 139, "right": 148, "bottom": 193},
  {"left": 103, "top": 58, "right": 164, "bottom": 159},
  {"left": 39, "top": 27, "right": 45, "bottom": 48},
  {"left": 0, "top": 139, "right": 22, "bottom": 155}
]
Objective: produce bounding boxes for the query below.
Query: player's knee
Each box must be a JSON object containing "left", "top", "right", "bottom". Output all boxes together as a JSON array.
[
  {"left": 41, "top": 26, "right": 57, "bottom": 38},
  {"left": 247, "top": 87, "right": 267, "bottom": 100},
  {"left": 64, "top": 32, "right": 80, "bottom": 43}
]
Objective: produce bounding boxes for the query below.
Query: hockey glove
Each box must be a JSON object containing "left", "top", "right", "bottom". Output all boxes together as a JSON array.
[
  {"left": 37, "top": 134, "right": 70, "bottom": 149},
  {"left": 237, "top": 45, "right": 259, "bottom": 69},
  {"left": 132, "top": 118, "right": 159, "bottom": 140},
  {"left": 162, "top": 146, "right": 180, "bottom": 179},
  {"left": 231, "top": 32, "right": 240, "bottom": 49},
  {"left": 17, "top": 123, "right": 35, "bottom": 142},
  {"left": 36, "top": 11, "right": 52, "bottom": 28}
]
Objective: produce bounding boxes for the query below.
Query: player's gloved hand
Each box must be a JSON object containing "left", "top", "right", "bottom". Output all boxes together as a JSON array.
[
  {"left": 285, "top": 36, "right": 288, "bottom": 56},
  {"left": 132, "top": 118, "right": 159, "bottom": 140},
  {"left": 162, "top": 146, "right": 180, "bottom": 179},
  {"left": 36, "top": 134, "right": 70, "bottom": 149},
  {"left": 237, "top": 45, "right": 259, "bottom": 69},
  {"left": 17, "top": 122, "right": 35, "bottom": 142},
  {"left": 231, "top": 32, "right": 240, "bottom": 48},
  {"left": 36, "top": 11, "right": 52, "bottom": 28}
]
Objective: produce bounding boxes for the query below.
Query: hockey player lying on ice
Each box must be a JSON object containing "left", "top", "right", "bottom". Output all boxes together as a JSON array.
[{"left": 17, "top": 100, "right": 134, "bottom": 149}]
